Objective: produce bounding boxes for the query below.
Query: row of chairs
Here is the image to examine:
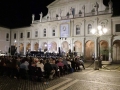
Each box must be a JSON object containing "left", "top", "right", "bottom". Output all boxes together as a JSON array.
[
  {"left": 19, "top": 64, "right": 74, "bottom": 81},
  {"left": 0, "top": 64, "right": 80, "bottom": 83}
]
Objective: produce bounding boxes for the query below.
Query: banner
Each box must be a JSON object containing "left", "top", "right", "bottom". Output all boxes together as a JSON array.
[{"left": 60, "top": 23, "right": 69, "bottom": 37}]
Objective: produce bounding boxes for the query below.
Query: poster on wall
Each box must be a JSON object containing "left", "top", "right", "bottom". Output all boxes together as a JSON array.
[{"left": 60, "top": 23, "right": 69, "bottom": 37}]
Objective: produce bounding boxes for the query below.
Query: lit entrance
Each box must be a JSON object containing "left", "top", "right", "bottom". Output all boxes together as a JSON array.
[
  {"left": 74, "top": 41, "right": 82, "bottom": 56},
  {"left": 100, "top": 40, "right": 108, "bottom": 61},
  {"left": 85, "top": 40, "right": 94, "bottom": 60},
  {"left": 113, "top": 40, "right": 120, "bottom": 61}
]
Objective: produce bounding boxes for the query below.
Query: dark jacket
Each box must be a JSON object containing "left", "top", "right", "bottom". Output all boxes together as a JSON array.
[{"left": 44, "top": 62, "right": 53, "bottom": 73}]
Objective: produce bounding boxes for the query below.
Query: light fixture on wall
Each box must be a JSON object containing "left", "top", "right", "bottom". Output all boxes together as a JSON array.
[
  {"left": 44, "top": 44, "right": 47, "bottom": 47},
  {"left": 59, "top": 37, "right": 67, "bottom": 40}
]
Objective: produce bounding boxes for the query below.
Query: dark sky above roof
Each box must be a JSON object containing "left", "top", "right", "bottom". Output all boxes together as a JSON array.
[{"left": 0, "top": 0, "right": 119, "bottom": 29}]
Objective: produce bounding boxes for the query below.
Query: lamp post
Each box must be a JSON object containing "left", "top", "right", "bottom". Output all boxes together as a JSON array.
[
  {"left": 14, "top": 40, "right": 17, "bottom": 54},
  {"left": 91, "top": 26, "right": 108, "bottom": 59}
]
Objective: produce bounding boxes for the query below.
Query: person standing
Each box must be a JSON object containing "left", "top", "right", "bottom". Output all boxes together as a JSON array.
[{"left": 79, "top": 58, "right": 85, "bottom": 70}]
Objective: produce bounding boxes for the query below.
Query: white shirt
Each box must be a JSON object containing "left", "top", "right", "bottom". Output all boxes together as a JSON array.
[
  {"left": 67, "top": 61, "right": 71, "bottom": 67},
  {"left": 36, "top": 62, "right": 44, "bottom": 72}
]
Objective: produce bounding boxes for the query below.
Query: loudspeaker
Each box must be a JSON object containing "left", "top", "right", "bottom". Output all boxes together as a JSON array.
[
  {"left": 58, "top": 47, "right": 61, "bottom": 54},
  {"left": 11, "top": 46, "right": 16, "bottom": 55}
]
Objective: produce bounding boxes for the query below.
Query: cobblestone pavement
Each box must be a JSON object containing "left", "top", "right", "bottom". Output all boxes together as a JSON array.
[
  {"left": 84, "top": 62, "right": 120, "bottom": 71},
  {"left": 0, "top": 68, "right": 120, "bottom": 90}
]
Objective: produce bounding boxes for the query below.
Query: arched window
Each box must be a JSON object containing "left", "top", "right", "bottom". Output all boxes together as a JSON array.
[
  {"left": 76, "top": 25, "right": 80, "bottom": 35},
  {"left": 35, "top": 31, "right": 38, "bottom": 37},
  {"left": 101, "top": 22, "right": 105, "bottom": 28},
  {"left": 88, "top": 24, "right": 92, "bottom": 34}
]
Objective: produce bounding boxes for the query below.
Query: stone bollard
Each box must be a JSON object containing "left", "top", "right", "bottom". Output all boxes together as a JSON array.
[{"left": 94, "top": 60, "right": 99, "bottom": 70}]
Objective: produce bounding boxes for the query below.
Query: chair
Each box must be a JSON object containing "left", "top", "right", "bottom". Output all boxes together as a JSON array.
[
  {"left": 58, "top": 66, "right": 65, "bottom": 76},
  {"left": 63, "top": 65, "right": 69, "bottom": 74},
  {"left": 53, "top": 67, "right": 59, "bottom": 77},
  {"left": 36, "top": 67, "right": 44, "bottom": 82},
  {"left": 29, "top": 66, "right": 37, "bottom": 81},
  {"left": 19, "top": 68, "right": 27, "bottom": 79}
]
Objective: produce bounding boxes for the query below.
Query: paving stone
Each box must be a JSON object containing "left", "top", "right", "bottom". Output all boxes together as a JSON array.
[{"left": 0, "top": 66, "right": 120, "bottom": 90}]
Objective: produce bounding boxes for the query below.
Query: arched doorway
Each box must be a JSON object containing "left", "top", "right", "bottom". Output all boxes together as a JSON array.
[
  {"left": 34, "top": 43, "right": 39, "bottom": 51},
  {"left": 49, "top": 42, "right": 57, "bottom": 52},
  {"left": 113, "top": 40, "right": 120, "bottom": 61},
  {"left": 41, "top": 42, "right": 47, "bottom": 52},
  {"left": 61, "top": 41, "right": 69, "bottom": 53},
  {"left": 19, "top": 43, "right": 24, "bottom": 55},
  {"left": 85, "top": 40, "right": 94, "bottom": 60},
  {"left": 74, "top": 41, "right": 82, "bottom": 56},
  {"left": 100, "top": 40, "right": 108, "bottom": 61},
  {"left": 26, "top": 43, "right": 31, "bottom": 52}
]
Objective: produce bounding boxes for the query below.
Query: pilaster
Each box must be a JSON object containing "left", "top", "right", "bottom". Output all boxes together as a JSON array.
[
  {"left": 24, "top": 43, "right": 26, "bottom": 55},
  {"left": 109, "top": 37, "right": 112, "bottom": 61},
  {"left": 70, "top": 19, "right": 74, "bottom": 37},
  {"left": 31, "top": 41, "right": 34, "bottom": 51},
  {"left": 94, "top": 38, "right": 98, "bottom": 59},
  {"left": 82, "top": 38, "right": 85, "bottom": 56}
]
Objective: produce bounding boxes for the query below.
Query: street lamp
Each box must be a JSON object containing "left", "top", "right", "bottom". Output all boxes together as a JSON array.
[
  {"left": 90, "top": 25, "right": 108, "bottom": 59},
  {"left": 14, "top": 40, "right": 17, "bottom": 43},
  {"left": 14, "top": 40, "right": 17, "bottom": 55},
  {"left": 91, "top": 26, "right": 108, "bottom": 37}
]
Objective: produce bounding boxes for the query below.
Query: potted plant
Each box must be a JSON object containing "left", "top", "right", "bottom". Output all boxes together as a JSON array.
[
  {"left": 91, "top": 8, "right": 95, "bottom": 14},
  {"left": 47, "top": 16, "right": 49, "bottom": 19},
  {"left": 66, "top": 12, "right": 69, "bottom": 18},
  {"left": 100, "top": 47, "right": 112, "bottom": 64},
  {"left": 56, "top": 14, "right": 59, "bottom": 18},
  {"left": 79, "top": 10, "right": 82, "bottom": 16}
]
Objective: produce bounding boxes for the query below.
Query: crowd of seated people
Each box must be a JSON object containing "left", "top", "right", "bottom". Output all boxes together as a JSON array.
[{"left": 0, "top": 56, "right": 85, "bottom": 84}]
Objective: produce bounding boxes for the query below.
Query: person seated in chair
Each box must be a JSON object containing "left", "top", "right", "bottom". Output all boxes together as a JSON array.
[
  {"left": 51, "top": 59, "right": 59, "bottom": 77},
  {"left": 79, "top": 58, "right": 85, "bottom": 70},
  {"left": 57, "top": 58, "right": 64, "bottom": 67},
  {"left": 44, "top": 60, "right": 55, "bottom": 80},
  {"left": 36, "top": 60, "right": 44, "bottom": 73}
]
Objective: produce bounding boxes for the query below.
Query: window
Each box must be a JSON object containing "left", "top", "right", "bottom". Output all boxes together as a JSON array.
[
  {"left": 20, "top": 33, "right": 23, "bottom": 38},
  {"left": 27, "top": 32, "right": 30, "bottom": 38},
  {"left": 43, "top": 29, "right": 46, "bottom": 37},
  {"left": 14, "top": 33, "right": 16, "bottom": 39},
  {"left": 35, "top": 31, "right": 38, "bottom": 37},
  {"left": 116, "top": 24, "right": 120, "bottom": 32},
  {"left": 52, "top": 29, "right": 55, "bottom": 36},
  {"left": 6, "top": 33, "right": 9, "bottom": 41},
  {"left": 88, "top": 24, "right": 92, "bottom": 34},
  {"left": 76, "top": 25, "right": 80, "bottom": 35},
  {"left": 101, "top": 22, "right": 105, "bottom": 28}
]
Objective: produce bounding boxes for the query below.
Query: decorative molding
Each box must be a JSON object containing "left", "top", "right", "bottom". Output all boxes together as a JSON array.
[
  {"left": 87, "top": 20, "right": 94, "bottom": 25},
  {"left": 98, "top": 19, "right": 108, "bottom": 25},
  {"left": 74, "top": 22, "right": 82, "bottom": 26}
]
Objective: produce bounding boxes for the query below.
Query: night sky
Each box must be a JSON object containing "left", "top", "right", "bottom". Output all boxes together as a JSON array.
[{"left": 0, "top": 0, "right": 119, "bottom": 29}]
